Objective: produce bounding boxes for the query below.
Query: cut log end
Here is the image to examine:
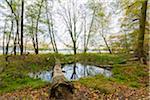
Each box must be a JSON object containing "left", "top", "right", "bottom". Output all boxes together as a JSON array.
[
  {"left": 49, "top": 82, "right": 74, "bottom": 100},
  {"left": 49, "top": 63, "right": 75, "bottom": 100}
]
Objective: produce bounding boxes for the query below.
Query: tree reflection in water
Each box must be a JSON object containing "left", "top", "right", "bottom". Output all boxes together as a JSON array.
[
  {"left": 71, "top": 63, "right": 78, "bottom": 79},
  {"left": 28, "top": 63, "right": 112, "bottom": 81}
]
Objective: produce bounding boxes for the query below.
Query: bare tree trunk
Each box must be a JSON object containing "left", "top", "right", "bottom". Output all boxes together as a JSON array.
[
  {"left": 32, "top": 37, "right": 37, "bottom": 54},
  {"left": 24, "top": 38, "right": 27, "bottom": 54},
  {"left": 3, "top": 33, "right": 5, "bottom": 55},
  {"left": 73, "top": 41, "right": 77, "bottom": 55},
  {"left": 35, "top": 34, "right": 38, "bottom": 54},
  {"left": 5, "top": 0, "right": 19, "bottom": 55},
  {"left": 3, "top": 21, "right": 7, "bottom": 55},
  {"left": 13, "top": 38, "right": 17, "bottom": 55},
  {"left": 31, "top": 18, "right": 37, "bottom": 54},
  {"left": 58, "top": 1, "right": 82, "bottom": 55},
  {"left": 51, "top": 15, "right": 58, "bottom": 53},
  {"left": 101, "top": 34, "right": 112, "bottom": 54},
  {"left": 13, "top": 20, "right": 19, "bottom": 55},
  {"left": 135, "top": 0, "right": 148, "bottom": 62},
  {"left": 34, "top": 0, "right": 44, "bottom": 54},
  {"left": 20, "top": 0, "right": 24, "bottom": 55},
  {"left": 84, "top": 9, "right": 95, "bottom": 53},
  {"left": 83, "top": 17, "right": 87, "bottom": 53},
  {"left": 100, "top": 20, "right": 112, "bottom": 54},
  {"left": 45, "top": 0, "right": 56, "bottom": 53},
  {"left": 6, "top": 19, "right": 13, "bottom": 55}
]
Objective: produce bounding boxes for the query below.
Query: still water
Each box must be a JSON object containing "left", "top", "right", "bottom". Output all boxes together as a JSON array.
[{"left": 28, "top": 63, "right": 112, "bottom": 81}]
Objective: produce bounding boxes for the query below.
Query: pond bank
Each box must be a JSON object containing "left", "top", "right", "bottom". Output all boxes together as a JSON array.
[
  {"left": 28, "top": 63, "right": 112, "bottom": 81},
  {"left": 0, "top": 53, "right": 149, "bottom": 99}
]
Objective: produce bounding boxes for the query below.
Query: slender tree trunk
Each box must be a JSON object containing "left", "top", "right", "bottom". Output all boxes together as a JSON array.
[
  {"left": 100, "top": 21, "right": 112, "bottom": 54},
  {"left": 51, "top": 16, "right": 58, "bottom": 53},
  {"left": 35, "top": 31, "right": 39, "bottom": 54},
  {"left": 5, "top": 0, "right": 19, "bottom": 55},
  {"left": 84, "top": 48, "right": 87, "bottom": 53},
  {"left": 3, "top": 33, "right": 5, "bottom": 55},
  {"left": 59, "top": 1, "right": 81, "bottom": 55},
  {"left": 34, "top": 0, "right": 44, "bottom": 54},
  {"left": 83, "top": 31, "right": 87, "bottom": 53},
  {"left": 24, "top": 38, "right": 27, "bottom": 54},
  {"left": 13, "top": 20, "right": 19, "bottom": 55},
  {"left": 3, "top": 21, "right": 7, "bottom": 55},
  {"left": 32, "top": 37, "right": 37, "bottom": 53},
  {"left": 13, "top": 38, "right": 17, "bottom": 55},
  {"left": 83, "top": 16, "right": 87, "bottom": 53},
  {"left": 73, "top": 41, "right": 76, "bottom": 55},
  {"left": 6, "top": 20, "right": 13, "bottom": 55},
  {"left": 45, "top": 0, "right": 56, "bottom": 52},
  {"left": 69, "top": 30, "right": 77, "bottom": 55},
  {"left": 13, "top": 36, "right": 17, "bottom": 55},
  {"left": 47, "top": 22, "right": 55, "bottom": 53},
  {"left": 31, "top": 18, "right": 37, "bottom": 54},
  {"left": 20, "top": 0, "right": 24, "bottom": 55},
  {"left": 135, "top": 0, "right": 148, "bottom": 62},
  {"left": 101, "top": 34, "right": 112, "bottom": 54},
  {"left": 84, "top": 8, "right": 95, "bottom": 53}
]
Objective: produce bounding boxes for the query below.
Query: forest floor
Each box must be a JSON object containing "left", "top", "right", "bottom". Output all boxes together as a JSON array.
[
  {"left": 0, "top": 81, "right": 149, "bottom": 100},
  {"left": 0, "top": 53, "right": 149, "bottom": 99}
]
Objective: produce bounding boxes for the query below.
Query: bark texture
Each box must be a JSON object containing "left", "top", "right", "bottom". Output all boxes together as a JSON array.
[{"left": 49, "top": 63, "right": 74, "bottom": 100}]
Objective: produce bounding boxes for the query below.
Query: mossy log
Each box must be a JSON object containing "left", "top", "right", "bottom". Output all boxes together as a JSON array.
[{"left": 49, "top": 63, "right": 74, "bottom": 100}]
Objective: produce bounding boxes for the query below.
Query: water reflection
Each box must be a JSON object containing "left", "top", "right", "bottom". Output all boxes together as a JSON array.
[
  {"left": 63, "top": 63, "right": 112, "bottom": 80},
  {"left": 28, "top": 63, "right": 112, "bottom": 81},
  {"left": 70, "top": 63, "right": 78, "bottom": 79},
  {"left": 29, "top": 71, "right": 52, "bottom": 81}
]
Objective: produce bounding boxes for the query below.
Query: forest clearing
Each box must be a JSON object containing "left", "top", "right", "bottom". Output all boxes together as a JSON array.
[{"left": 0, "top": 0, "right": 149, "bottom": 99}]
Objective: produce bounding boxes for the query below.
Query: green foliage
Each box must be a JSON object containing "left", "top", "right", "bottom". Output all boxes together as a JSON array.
[
  {"left": 25, "top": 0, "right": 45, "bottom": 37},
  {"left": 109, "top": 29, "right": 139, "bottom": 54},
  {"left": 12, "top": 2, "right": 17, "bottom": 12},
  {"left": 97, "top": 11, "right": 105, "bottom": 17},
  {"left": 119, "top": 0, "right": 149, "bottom": 57}
]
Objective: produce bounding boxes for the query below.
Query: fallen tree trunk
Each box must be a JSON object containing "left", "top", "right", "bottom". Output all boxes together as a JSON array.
[{"left": 49, "top": 62, "right": 74, "bottom": 100}]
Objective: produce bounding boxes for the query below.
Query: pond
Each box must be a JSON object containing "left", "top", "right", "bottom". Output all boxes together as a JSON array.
[{"left": 28, "top": 63, "right": 112, "bottom": 81}]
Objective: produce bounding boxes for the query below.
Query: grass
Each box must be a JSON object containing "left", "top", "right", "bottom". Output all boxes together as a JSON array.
[
  {"left": 77, "top": 62, "right": 148, "bottom": 94},
  {"left": 0, "top": 68, "right": 48, "bottom": 93},
  {"left": 75, "top": 53, "right": 127, "bottom": 65},
  {"left": 112, "top": 63, "right": 148, "bottom": 88},
  {"left": 0, "top": 76, "right": 47, "bottom": 94},
  {"left": 0, "top": 53, "right": 148, "bottom": 94},
  {"left": 78, "top": 75, "right": 116, "bottom": 94}
]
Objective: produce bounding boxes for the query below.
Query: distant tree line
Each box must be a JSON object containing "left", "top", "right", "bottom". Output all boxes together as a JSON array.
[{"left": 0, "top": 0, "right": 149, "bottom": 63}]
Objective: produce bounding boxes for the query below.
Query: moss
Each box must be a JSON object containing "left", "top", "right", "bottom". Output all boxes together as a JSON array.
[
  {"left": 0, "top": 76, "right": 47, "bottom": 93},
  {"left": 129, "top": 82, "right": 140, "bottom": 88},
  {"left": 0, "top": 53, "right": 148, "bottom": 94},
  {"left": 76, "top": 53, "right": 126, "bottom": 65},
  {"left": 112, "top": 64, "right": 148, "bottom": 88},
  {"left": 78, "top": 75, "right": 116, "bottom": 94}
]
